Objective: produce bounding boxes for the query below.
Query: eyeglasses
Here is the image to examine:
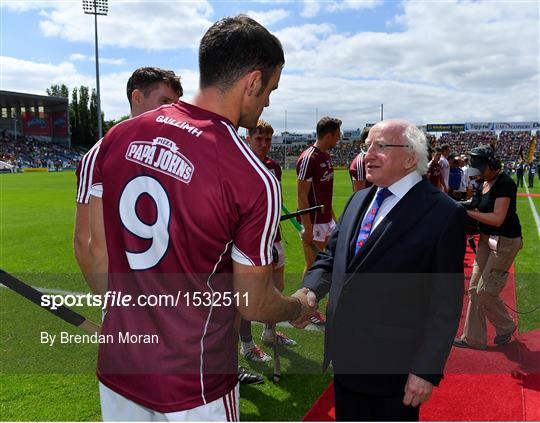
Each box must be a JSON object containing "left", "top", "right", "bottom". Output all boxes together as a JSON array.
[{"left": 360, "top": 142, "right": 412, "bottom": 154}]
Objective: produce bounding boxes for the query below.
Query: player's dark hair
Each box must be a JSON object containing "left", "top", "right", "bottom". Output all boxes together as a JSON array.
[
  {"left": 126, "top": 67, "right": 183, "bottom": 107},
  {"left": 440, "top": 143, "right": 450, "bottom": 153},
  {"left": 316, "top": 117, "right": 342, "bottom": 139},
  {"left": 199, "top": 15, "right": 284, "bottom": 92}
]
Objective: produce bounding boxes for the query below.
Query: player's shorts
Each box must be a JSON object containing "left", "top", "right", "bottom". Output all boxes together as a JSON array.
[
  {"left": 99, "top": 382, "right": 239, "bottom": 421},
  {"left": 273, "top": 241, "right": 285, "bottom": 269},
  {"left": 310, "top": 220, "right": 336, "bottom": 242}
]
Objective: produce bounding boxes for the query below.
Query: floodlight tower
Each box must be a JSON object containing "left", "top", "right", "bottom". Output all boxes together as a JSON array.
[{"left": 83, "top": 0, "right": 108, "bottom": 139}]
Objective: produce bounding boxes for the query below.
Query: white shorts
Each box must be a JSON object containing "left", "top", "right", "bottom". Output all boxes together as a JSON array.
[
  {"left": 273, "top": 241, "right": 285, "bottom": 269},
  {"left": 310, "top": 220, "right": 336, "bottom": 242},
  {"left": 99, "top": 382, "right": 239, "bottom": 421}
]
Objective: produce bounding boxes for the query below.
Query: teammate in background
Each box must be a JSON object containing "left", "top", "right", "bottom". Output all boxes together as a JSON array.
[
  {"left": 439, "top": 143, "right": 450, "bottom": 193},
  {"left": 296, "top": 117, "right": 341, "bottom": 326},
  {"left": 349, "top": 127, "right": 372, "bottom": 192},
  {"left": 74, "top": 67, "right": 182, "bottom": 294},
  {"left": 88, "top": 16, "right": 314, "bottom": 421},
  {"left": 427, "top": 147, "right": 443, "bottom": 189},
  {"left": 240, "top": 120, "right": 297, "bottom": 363}
]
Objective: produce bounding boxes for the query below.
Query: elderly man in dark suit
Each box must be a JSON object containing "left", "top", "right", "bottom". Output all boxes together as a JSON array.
[{"left": 300, "top": 119, "right": 466, "bottom": 421}]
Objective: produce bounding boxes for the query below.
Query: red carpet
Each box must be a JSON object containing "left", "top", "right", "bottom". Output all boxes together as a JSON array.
[{"left": 303, "top": 240, "right": 540, "bottom": 421}]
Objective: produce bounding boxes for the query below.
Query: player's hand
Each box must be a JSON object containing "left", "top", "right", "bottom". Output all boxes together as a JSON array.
[
  {"left": 402, "top": 374, "right": 433, "bottom": 407},
  {"left": 301, "top": 228, "right": 314, "bottom": 244},
  {"left": 290, "top": 288, "right": 317, "bottom": 328}
]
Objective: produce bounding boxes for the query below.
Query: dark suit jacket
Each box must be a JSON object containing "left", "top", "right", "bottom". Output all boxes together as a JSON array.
[{"left": 303, "top": 178, "right": 466, "bottom": 395}]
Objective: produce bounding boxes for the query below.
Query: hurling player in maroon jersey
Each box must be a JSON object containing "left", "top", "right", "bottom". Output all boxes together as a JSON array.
[
  {"left": 74, "top": 67, "right": 182, "bottom": 294},
  {"left": 349, "top": 127, "right": 372, "bottom": 192},
  {"left": 88, "top": 16, "right": 315, "bottom": 420},
  {"left": 296, "top": 117, "right": 341, "bottom": 326},
  {"left": 240, "top": 120, "right": 297, "bottom": 363}
]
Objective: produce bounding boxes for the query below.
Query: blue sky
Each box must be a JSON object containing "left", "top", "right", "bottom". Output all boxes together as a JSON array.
[{"left": 1, "top": 0, "right": 539, "bottom": 132}]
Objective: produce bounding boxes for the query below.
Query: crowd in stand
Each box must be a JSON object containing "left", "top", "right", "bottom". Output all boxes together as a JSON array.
[
  {"left": 268, "top": 130, "right": 539, "bottom": 169},
  {"left": 1, "top": 129, "right": 538, "bottom": 173},
  {"left": 0, "top": 131, "right": 82, "bottom": 171}
]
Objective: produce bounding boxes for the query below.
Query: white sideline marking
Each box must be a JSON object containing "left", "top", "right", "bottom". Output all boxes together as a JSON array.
[
  {"left": 0, "top": 284, "right": 86, "bottom": 296},
  {"left": 524, "top": 185, "right": 540, "bottom": 239}
]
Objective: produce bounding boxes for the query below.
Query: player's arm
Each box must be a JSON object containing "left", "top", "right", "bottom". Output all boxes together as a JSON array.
[
  {"left": 297, "top": 179, "right": 313, "bottom": 242},
  {"left": 73, "top": 204, "right": 93, "bottom": 284},
  {"left": 88, "top": 195, "right": 108, "bottom": 296},
  {"left": 233, "top": 262, "right": 313, "bottom": 324}
]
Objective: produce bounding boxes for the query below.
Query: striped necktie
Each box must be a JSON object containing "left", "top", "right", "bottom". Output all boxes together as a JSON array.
[{"left": 355, "top": 187, "right": 392, "bottom": 254}]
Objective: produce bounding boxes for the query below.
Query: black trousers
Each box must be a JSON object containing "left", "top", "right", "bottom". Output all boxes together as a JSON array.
[{"left": 334, "top": 376, "right": 420, "bottom": 422}]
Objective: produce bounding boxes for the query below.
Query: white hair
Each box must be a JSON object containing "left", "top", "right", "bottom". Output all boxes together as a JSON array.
[{"left": 404, "top": 124, "right": 429, "bottom": 175}]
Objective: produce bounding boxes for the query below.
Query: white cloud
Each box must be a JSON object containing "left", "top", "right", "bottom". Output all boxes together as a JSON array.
[
  {"left": 300, "top": 0, "right": 382, "bottom": 18},
  {"left": 18, "top": 1, "right": 214, "bottom": 50},
  {"left": 69, "top": 53, "right": 125, "bottom": 65},
  {"left": 300, "top": 2, "right": 321, "bottom": 18},
  {"left": 326, "top": 0, "right": 382, "bottom": 13},
  {"left": 0, "top": 56, "right": 197, "bottom": 121},
  {"left": 0, "top": 56, "right": 92, "bottom": 94},
  {"left": 275, "top": 23, "right": 334, "bottom": 52},
  {"left": 245, "top": 8, "right": 290, "bottom": 26}
]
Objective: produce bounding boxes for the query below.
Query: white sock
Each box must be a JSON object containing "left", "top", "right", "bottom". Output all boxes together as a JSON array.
[
  {"left": 262, "top": 326, "right": 275, "bottom": 339},
  {"left": 241, "top": 340, "right": 255, "bottom": 353}
]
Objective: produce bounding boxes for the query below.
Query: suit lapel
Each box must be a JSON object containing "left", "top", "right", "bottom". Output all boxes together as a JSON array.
[
  {"left": 346, "top": 179, "right": 437, "bottom": 274},
  {"left": 332, "top": 187, "right": 376, "bottom": 279}
]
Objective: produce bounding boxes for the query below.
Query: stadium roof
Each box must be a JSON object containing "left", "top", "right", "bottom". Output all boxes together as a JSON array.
[{"left": 0, "top": 90, "right": 68, "bottom": 109}]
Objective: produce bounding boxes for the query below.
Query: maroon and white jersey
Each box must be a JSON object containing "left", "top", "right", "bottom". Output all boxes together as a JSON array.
[
  {"left": 296, "top": 145, "right": 334, "bottom": 224},
  {"left": 90, "top": 101, "right": 281, "bottom": 412},
  {"left": 263, "top": 156, "right": 282, "bottom": 243},
  {"left": 349, "top": 152, "right": 372, "bottom": 189},
  {"left": 75, "top": 139, "right": 102, "bottom": 204}
]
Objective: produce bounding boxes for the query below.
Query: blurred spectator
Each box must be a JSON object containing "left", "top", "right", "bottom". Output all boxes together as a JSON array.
[
  {"left": 515, "top": 160, "right": 525, "bottom": 188},
  {"left": 528, "top": 162, "right": 536, "bottom": 188},
  {"left": 427, "top": 147, "right": 443, "bottom": 189}
]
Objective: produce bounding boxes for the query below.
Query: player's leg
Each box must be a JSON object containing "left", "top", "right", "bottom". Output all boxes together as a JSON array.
[
  {"left": 309, "top": 222, "right": 335, "bottom": 326},
  {"left": 261, "top": 243, "right": 296, "bottom": 346},
  {"left": 239, "top": 318, "right": 271, "bottom": 362}
]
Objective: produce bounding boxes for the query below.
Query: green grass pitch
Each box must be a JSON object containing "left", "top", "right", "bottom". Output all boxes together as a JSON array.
[{"left": 0, "top": 169, "right": 538, "bottom": 421}]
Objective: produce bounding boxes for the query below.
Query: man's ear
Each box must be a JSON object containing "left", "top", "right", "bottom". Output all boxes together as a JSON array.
[
  {"left": 131, "top": 89, "right": 143, "bottom": 106},
  {"left": 405, "top": 153, "right": 417, "bottom": 170},
  {"left": 245, "top": 70, "right": 263, "bottom": 97}
]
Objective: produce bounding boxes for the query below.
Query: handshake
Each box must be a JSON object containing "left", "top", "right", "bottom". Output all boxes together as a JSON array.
[{"left": 289, "top": 288, "right": 319, "bottom": 329}]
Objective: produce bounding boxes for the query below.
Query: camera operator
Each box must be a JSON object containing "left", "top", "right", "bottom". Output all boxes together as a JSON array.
[{"left": 454, "top": 145, "right": 522, "bottom": 350}]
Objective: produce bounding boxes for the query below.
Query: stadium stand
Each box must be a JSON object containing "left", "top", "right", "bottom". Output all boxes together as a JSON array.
[
  {"left": 0, "top": 130, "right": 82, "bottom": 171},
  {"left": 267, "top": 131, "right": 539, "bottom": 169}
]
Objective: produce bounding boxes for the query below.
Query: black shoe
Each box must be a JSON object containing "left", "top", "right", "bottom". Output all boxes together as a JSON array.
[
  {"left": 453, "top": 338, "right": 486, "bottom": 350},
  {"left": 238, "top": 366, "right": 264, "bottom": 385},
  {"left": 494, "top": 327, "right": 516, "bottom": 345}
]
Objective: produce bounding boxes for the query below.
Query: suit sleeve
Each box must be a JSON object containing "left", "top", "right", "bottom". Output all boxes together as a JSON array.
[
  {"left": 411, "top": 204, "right": 466, "bottom": 386},
  {"left": 301, "top": 193, "right": 355, "bottom": 300}
]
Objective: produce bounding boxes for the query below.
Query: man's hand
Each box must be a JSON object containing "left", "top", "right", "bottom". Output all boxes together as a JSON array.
[
  {"left": 402, "top": 374, "right": 433, "bottom": 407},
  {"left": 290, "top": 288, "right": 317, "bottom": 328}
]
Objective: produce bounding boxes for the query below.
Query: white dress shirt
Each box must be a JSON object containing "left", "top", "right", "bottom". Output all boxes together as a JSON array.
[{"left": 366, "top": 171, "right": 423, "bottom": 232}]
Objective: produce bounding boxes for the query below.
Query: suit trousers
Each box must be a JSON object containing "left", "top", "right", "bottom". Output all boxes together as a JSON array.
[
  {"left": 461, "top": 233, "right": 522, "bottom": 348},
  {"left": 334, "top": 376, "right": 419, "bottom": 421}
]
